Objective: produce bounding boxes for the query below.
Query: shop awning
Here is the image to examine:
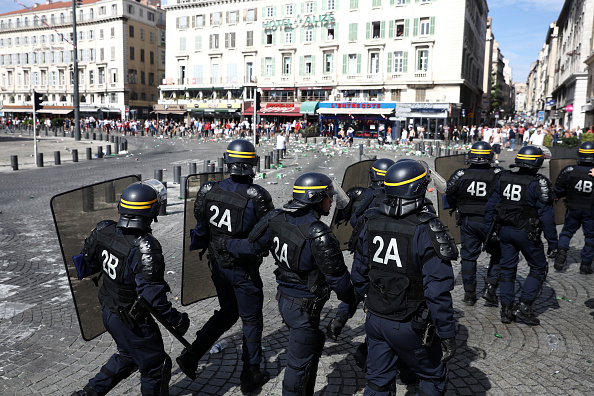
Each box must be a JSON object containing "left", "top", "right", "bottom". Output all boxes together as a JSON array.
[
  {"left": 3, "top": 107, "right": 33, "bottom": 113},
  {"left": 153, "top": 110, "right": 185, "bottom": 115},
  {"left": 258, "top": 105, "right": 302, "bottom": 117},
  {"left": 38, "top": 108, "right": 73, "bottom": 115},
  {"left": 317, "top": 107, "right": 394, "bottom": 115},
  {"left": 300, "top": 101, "right": 319, "bottom": 115},
  {"left": 243, "top": 106, "right": 255, "bottom": 115}
]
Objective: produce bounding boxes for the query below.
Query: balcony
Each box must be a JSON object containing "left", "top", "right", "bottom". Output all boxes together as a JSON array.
[
  {"left": 414, "top": 72, "right": 427, "bottom": 78},
  {"left": 322, "top": 76, "right": 332, "bottom": 81},
  {"left": 391, "top": 74, "right": 403, "bottom": 79}
]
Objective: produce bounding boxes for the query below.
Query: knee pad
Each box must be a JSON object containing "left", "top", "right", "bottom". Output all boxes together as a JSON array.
[
  {"left": 140, "top": 356, "right": 172, "bottom": 396},
  {"left": 367, "top": 379, "right": 396, "bottom": 395}
]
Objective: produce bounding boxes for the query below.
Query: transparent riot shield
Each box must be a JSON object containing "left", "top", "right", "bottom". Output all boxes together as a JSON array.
[
  {"left": 549, "top": 158, "right": 578, "bottom": 225},
  {"left": 181, "top": 172, "right": 228, "bottom": 306},
  {"left": 435, "top": 154, "right": 468, "bottom": 244},
  {"left": 51, "top": 175, "right": 140, "bottom": 341},
  {"left": 331, "top": 159, "right": 375, "bottom": 250}
]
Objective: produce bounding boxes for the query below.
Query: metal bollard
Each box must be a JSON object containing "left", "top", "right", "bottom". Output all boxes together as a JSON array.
[
  {"left": 273, "top": 151, "right": 280, "bottom": 166},
  {"left": 37, "top": 153, "right": 44, "bottom": 167},
  {"left": 180, "top": 176, "right": 187, "bottom": 199},
  {"left": 217, "top": 157, "right": 224, "bottom": 170},
  {"left": 110, "top": 135, "right": 115, "bottom": 143},
  {"left": 264, "top": 155, "right": 271, "bottom": 169},
  {"left": 208, "top": 163, "right": 215, "bottom": 173},
  {"left": 174, "top": 165, "right": 181, "bottom": 184},
  {"left": 11, "top": 155, "right": 18, "bottom": 170},
  {"left": 86, "top": 147, "right": 93, "bottom": 160},
  {"left": 85, "top": 132, "right": 89, "bottom": 140},
  {"left": 72, "top": 149, "right": 79, "bottom": 162},
  {"left": 82, "top": 186, "right": 94, "bottom": 212},
  {"left": 54, "top": 151, "right": 61, "bottom": 165},
  {"left": 105, "top": 181, "right": 116, "bottom": 203},
  {"left": 53, "top": 129, "right": 58, "bottom": 137},
  {"left": 92, "top": 133, "right": 96, "bottom": 140},
  {"left": 98, "top": 146, "right": 104, "bottom": 158},
  {"left": 159, "top": 182, "right": 167, "bottom": 216},
  {"left": 203, "top": 160, "right": 210, "bottom": 172},
  {"left": 154, "top": 169, "right": 163, "bottom": 181},
  {"left": 256, "top": 158, "right": 261, "bottom": 173},
  {"left": 189, "top": 162, "right": 197, "bottom": 175},
  {"left": 106, "top": 145, "right": 112, "bottom": 156},
  {"left": 445, "top": 147, "right": 450, "bottom": 156}
]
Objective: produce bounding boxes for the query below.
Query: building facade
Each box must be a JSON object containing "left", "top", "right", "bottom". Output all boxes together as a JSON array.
[
  {"left": 0, "top": 0, "right": 165, "bottom": 120},
  {"left": 161, "top": 0, "right": 489, "bottom": 127}
]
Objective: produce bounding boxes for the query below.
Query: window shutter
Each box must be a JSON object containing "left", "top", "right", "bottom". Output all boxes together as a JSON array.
[
  {"left": 301, "top": 2, "right": 305, "bottom": 14},
  {"left": 209, "top": 34, "right": 213, "bottom": 49},
  {"left": 226, "top": 11, "right": 229, "bottom": 23},
  {"left": 413, "top": 18, "right": 418, "bottom": 36},
  {"left": 262, "top": 7, "right": 266, "bottom": 18},
  {"left": 272, "top": 59, "right": 275, "bottom": 76},
  {"left": 262, "top": 31, "right": 266, "bottom": 45},
  {"left": 366, "top": 22, "right": 371, "bottom": 40},
  {"left": 274, "top": 5, "right": 277, "bottom": 17},
  {"left": 387, "top": 52, "right": 392, "bottom": 73},
  {"left": 403, "top": 51, "right": 408, "bottom": 73},
  {"left": 335, "top": 23, "right": 338, "bottom": 40},
  {"left": 313, "top": 2, "right": 317, "bottom": 13},
  {"left": 381, "top": 21, "right": 386, "bottom": 38},
  {"left": 281, "top": 5, "right": 285, "bottom": 16},
  {"left": 191, "top": 16, "right": 195, "bottom": 28},
  {"left": 312, "top": 55, "right": 316, "bottom": 74},
  {"left": 430, "top": 16, "right": 435, "bottom": 35},
  {"left": 356, "top": 54, "right": 361, "bottom": 74},
  {"left": 273, "top": 30, "right": 277, "bottom": 45},
  {"left": 261, "top": 58, "right": 265, "bottom": 76},
  {"left": 301, "top": 27, "right": 305, "bottom": 43},
  {"left": 343, "top": 54, "right": 347, "bottom": 74},
  {"left": 389, "top": 20, "right": 394, "bottom": 38},
  {"left": 405, "top": 19, "right": 409, "bottom": 36},
  {"left": 322, "top": 0, "right": 327, "bottom": 11},
  {"left": 176, "top": 17, "right": 179, "bottom": 29},
  {"left": 225, "top": 33, "right": 229, "bottom": 48},
  {"left": 300, "top": 56, "right": 304, "bottom": 75},
  {"left": 390, "top": 0, "right": 394, "bottom": 5},
  {"left": 312, "top": 27, "right": 316, "bottom": 42},
  {"left": 335, "top": 1, "right": 339, "bottom": 10}
]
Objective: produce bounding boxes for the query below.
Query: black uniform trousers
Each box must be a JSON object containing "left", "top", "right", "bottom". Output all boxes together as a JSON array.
[
  {"left": 460, "top": 216, "right": 501, "bottom": 291},
  {"left": 558, "top": 209, "right": 594, "bottom": 265}
]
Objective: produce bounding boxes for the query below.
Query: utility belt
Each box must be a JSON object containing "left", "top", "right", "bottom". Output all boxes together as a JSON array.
[
  {"left": 113, "top": 299, "right": 150, "bottom": 330},
  {"left": 410, "top": 307, "right": 435, "bottom": 347},
  {"left": 525, "top": 217, "right": 542, "bottom": 242},
  {"left": 279, "top": 288, "right": 330, "bottom": 321}
]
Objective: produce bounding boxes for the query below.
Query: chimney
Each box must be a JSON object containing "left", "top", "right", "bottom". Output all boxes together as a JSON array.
[{"left": 46, "top": 0, "right": 52, "bottom": 4}]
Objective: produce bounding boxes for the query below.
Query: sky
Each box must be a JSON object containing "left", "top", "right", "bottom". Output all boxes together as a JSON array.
[{"left": 0, "top": 0, "right": 567, "bottom": 84}]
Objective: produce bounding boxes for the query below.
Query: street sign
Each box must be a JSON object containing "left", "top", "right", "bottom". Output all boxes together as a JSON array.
[{"left": 538, "top": 111, "right": 545, "bottom": 122}]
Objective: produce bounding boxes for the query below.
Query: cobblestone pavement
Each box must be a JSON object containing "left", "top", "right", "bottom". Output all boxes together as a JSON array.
[{"left": 1, "top": 132, "right": 593, "bottom": 395}]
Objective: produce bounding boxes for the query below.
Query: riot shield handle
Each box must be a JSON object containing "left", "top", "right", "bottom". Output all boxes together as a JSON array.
[
  {"left": 482, "top": 220, "right": 499, "bottom": 252},
  {"left": 136, "top": 296, "right": 192, "bottom": 348}
]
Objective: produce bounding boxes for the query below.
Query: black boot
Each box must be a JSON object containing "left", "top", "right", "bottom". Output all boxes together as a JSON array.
[
  {"left": 554, "top": 249, "right": 567, "bottom": 271},
  {"left": 71, "top": 386, "right": 99, "bottom": 396},
  {"left": 353, "top": 341, "right": 368, "bottom": 373},
  {"left": 463, "top": 291, "right": 477, "bottom": 306},
  {"left": 500, "top": 304, "right": 515, "bottom": 324},
  {"left": 481, "top": 284, "right": 498, "bottom": 306},
  {"left": 513, "top": 301, "right": 540, "bottom": 326},
  {"left": 580, "top": 262, "right": 593, "bottom": 275},
  {"left": 176, "top": 341, "right": 210, "bottom": 380},
  {"left": 240, "top": 365, "right": 270, "bottom": 394}
]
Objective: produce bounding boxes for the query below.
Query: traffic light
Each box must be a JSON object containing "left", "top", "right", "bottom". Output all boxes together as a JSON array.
[
  {"left": 33, "top": 90, "right": 43, "bottom": 111},
  {"left": 76, "top": 0, "right": 83, "bottom": 7},
  {"left": 255, "top": 91, "right": 262, "bottom": 111}
]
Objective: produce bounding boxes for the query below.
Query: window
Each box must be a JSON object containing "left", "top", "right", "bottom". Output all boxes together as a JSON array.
[
  {"left": 50, "top": 15, "right": 55, "bottom": 25},
  {"left": 90, "top": 9, "right": 94, "bottom": 19},
  {"left": 99, "top": 6, "right": 106, "bottom": 15},
  {"left": 128, "top": 5, "right": 134, "bottom": 14},
  {"left": 100, "top": 48, "right": 104, "bottom": 61},
  {"left": 24, "top": 37, "right": 28, "bottom": 45},
  {"left": 100, "top": 29, "right": 104, "bottom": 39},
  {"left": 393, "top": 51, "right": 404, "bottom": 73},
  {"left": 209, "top": 34, "right": 219, "bottom": 49},
  {"left": 194, "top": 36, "right": 202, "bottom": 51},
  {"left": 266, "top": 7, "right": 274, "bottom": 18},
  {"left": 212, "top": 12, "right": 222, "bottom": 26},
  {"left": 160, "top": 31, "right": 165, "bottom": 45},
  {"left": 396, "top": 0, "right": 405, "bottom": 4},
  {"left": 149, "top": 72, "right": 155, "bottom": 86},
  {"left": 150, "top": 31, "right": 154, "bottom": 43},
  {"left": 140, "top": 49, "right": 145, "bottom": 62},
  {"left": 326, "top": 25, "right": 335, "bottom": 40},
  {"left": 111, "top": 27, "right": 115, "bottom": 38},
  {"left": 247, "top": 8, "right": 256, "bottom": 22},
  {"left": 139, "top": 8, "right": 143, "bottom": 18},
  {"left": 327, "top": 0, "right": 335, "bottom": 10},
  {"left": 229, "top": 11, "right": 238, "bottom": 24},
  {"left": 128, "top": 69, "right": 137, "bottom": 83},
  {"left": 111, "top": 46, "right": 116, "bottom": 60},
  {"left": 266, "top": 31, "right": 273, "bottom": 45},
  {"left": 264, "top": 57, "right": 273, "bottom": 76},
  {"left": 283, "top": 56, "right": 292, "bottom": 75},
  {"left": 97, "top": 67, "right": 104, "bottom": 84},
  {"left": 349, "top": 23, "right": 358, "bottom": 41},
  {"left": 89, "top": 70, "right": 95, "bottom": 85},
  {"left": 180, "top": 37, "right": 186, "bottom": 51},
  {"left": 161, "top": 50, "right": 165, "bottom": 65},
  {"left": 177, "top": 16, "right": 188, "bottom": 29},
  {"left": 420, "top": 17, "right": 430, "bottom": 35},
  {"left": 194, "top": 14, "right": 204, "bottom": 27},
  {"left": 130, "top": 46, "right": 135, "bottom": 60},
  {"left": 369, "top": 52, "right": 379, "bottom": 74},
  {"left": 372, "top": 0, "right": 381, "bottom": 6},
  {"left": 285, "top": 30, "right": 293, "bottom": 44},
  {"left": 416, "top": 88, "right": 426, "bottom": 102},
  {"left": 417, "top": 48, "right": 428, "bottom": 71},
  {"left": 148, "top": 12, "right": 155, "bottom": 22},
  {"left": 305, "top": 27, "right": 313, "bottom": 42},
  {"left": 395, "top": 19, "right": 405, "bottom": 37},
  {"left": 304, "top": 55, "right": 313, "bottom": 74},
  {"left": 306, "top": 2, "right": 314, "bottom": 13},
  {"left": 150, "top": 51, "right": 154, "bottom": 64},
  {"left": 225, "top": 32, "right": 235, "bottom": 48},
  {"left": 129, "top": 25, "right": 134, "bottom": 37},
  {"left": 89, "top": 30, "right": 94, "bottom": 40},
  {"left": 141, "top": 71, "right": 145, "bottom": 85},
  {"left": 324, "top": 52, "right": 333, "bottom": 74},
  {"left": 110, "top": 93, "right": 116, "bottom": 103},
  {"left": 247, "top": 31, "right": 254, "bottom": 46},
  {"left": 371, "top": 21, "right": 381, "bottom": 39},
  {"left": 350, "top": 0, "right": 359, "bottom": 9},
  {"left": 140, "top": 28, "right": 144, "bottom": 40},
  {"left": 286, "top": 4, "right": 294, "bottom": 15}
]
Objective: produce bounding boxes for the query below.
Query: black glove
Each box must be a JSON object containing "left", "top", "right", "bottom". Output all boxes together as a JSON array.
[
  {"left": 326, "top": 313, "right": 347, "bottom": 341},
  {"left": 174, "top": 312, "right": 190, "bottom": 336},
  {"left": 441, "top": 337, "right": 457, "bottom": 363},
  {"left": 547, "top": 248, "right": 558, "bottom": 259}
]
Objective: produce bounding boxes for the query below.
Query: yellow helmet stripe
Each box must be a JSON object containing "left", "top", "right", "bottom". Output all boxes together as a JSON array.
[
  {"left": 121, "top": 198, "right": 157, "bottom": 206},
  {"left": 384, "top": 171, "right": 427, "bottom": 187},
  {"left": 228, "top": 153, "right": 256, "bottom": 158},
  {"left": 372, "top": 167, "right": 387, "bottom": 175},
  {"left": 293, "top": 185, "right": 328, "bottom": 193},
  {"left": 227, "top": 149, "right": 256, "bottom": 155},
  {"left": 579, "top": 148, "right": 594, "bottom": 153},
  {"left": 517, "top": 154, "right": 542, "bottom": 159},
  {"left": 471, "top": 149, "right": 491, "bottom": 154},
  {"left": 120, "top": 203, "right": 152, "bottom": 209}
]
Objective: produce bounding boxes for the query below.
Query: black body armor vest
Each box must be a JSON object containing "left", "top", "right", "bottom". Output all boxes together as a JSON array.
[
  {"left": 95, "top": 223, "right": 138, "bottom": 312},
  {"left": 497, "top": 171, "right": 538, "bottom": 228},
  {"left": 268, "top": 212, "right": 326, "bottom": 295},
  {"left": 365, "top": 213, "right": 424, "bottom": 321},
  {"left": 566, "top": 167, "right": 594, "bottom": 210},
  {"left": 456, "top": 168, "right": 497, "bottom": 216}
]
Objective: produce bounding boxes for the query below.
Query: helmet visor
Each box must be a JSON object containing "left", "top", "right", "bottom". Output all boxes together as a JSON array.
[
  {"left": 328, "top": 179, "right": 349, "bottom": 210},
  {"left": 143, "top": 179, "right": 167, "bottom": 205},
  {"left": 419, "top": 160, "right": 447, "bottom": 193}
]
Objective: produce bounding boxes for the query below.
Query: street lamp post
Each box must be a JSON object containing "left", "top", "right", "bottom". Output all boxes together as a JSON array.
[{"left": 72, "top": 0, "right": 81, "bottom": 141}]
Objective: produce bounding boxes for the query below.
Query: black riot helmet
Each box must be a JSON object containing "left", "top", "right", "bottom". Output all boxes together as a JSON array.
[
  {"left": 383, "top": 160, "right": 430, "bottom": 217},
  {"left": 578, "top": 141, "right": 594, "bottom": 165},
  {"left": 467, "top": 141, "right": 494, "bottom": 165},
  {"left": 285, "top": 172, "right": 348, "bottom": 214},
  {"left": 370, "top": 158, "right": 396, "bottom": 182},
  {"left": 117, "top": 179, "right": 166, "bottom": 230},
  {"left": 223, "top": 139, "right": 258, "bottom": 176},
  {"left": 512, "top": 145, "right": 544, "bottom": 169}
]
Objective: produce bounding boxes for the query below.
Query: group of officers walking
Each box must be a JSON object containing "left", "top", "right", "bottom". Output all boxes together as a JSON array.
[{"left": 70, "top": 137, "right": 594, "bottom": 396}]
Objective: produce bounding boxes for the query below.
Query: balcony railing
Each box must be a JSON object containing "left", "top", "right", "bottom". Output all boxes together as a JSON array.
[{"left": 415, "top": 72, "right": 427, "bottom": 78}]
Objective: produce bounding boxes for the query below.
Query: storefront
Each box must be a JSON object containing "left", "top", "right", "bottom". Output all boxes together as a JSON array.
[
  {"left": 152, "top": 104, "right": 187, "bottom": 122},
  {"left": 393, "top": 103, "right": 451, "bottom": 140},
  {"left": 300, "top": 101, "right": 319, "bottom": 122},
  {"left": 317, "top": 101, "right": 396, "bottom": 138},
  {"left": 187, "top": 103, "right": 242, "bottom": 122},
  {"left": 257, "top": 103, "right": 303, "bottom": 123}
]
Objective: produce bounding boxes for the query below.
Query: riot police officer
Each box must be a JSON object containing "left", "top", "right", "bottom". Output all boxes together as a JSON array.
[
  {"left": 349, "top": 160, "right": 458, "bottom": 395},
  {"left": 485, "top": 146, "right": 558, "bottom": 326},
  {"left": 223, "top": 172, "right": 357, "bottom": 396},
  {"left": 176, "top": 139, "right": 274, "bottom": 393},
  {"left": 553, "top": 141, "right": 594, "bottom": 274},
  {"left": 336, "top": 158, "right": 395, "bottom": 227},
  {"left": 72, "top": 180, "right": 190, "bottom": 396},
  {"left": 446, "top": 141, "right": 503, "bottom": 306}
]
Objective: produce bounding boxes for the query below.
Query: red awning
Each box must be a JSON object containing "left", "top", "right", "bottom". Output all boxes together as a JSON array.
[
  {"left": 257, "top": 105, "right": 302, "bottom": 117},
  {"left": 243, "top": 106, "right": 255, "bottom": 115}
]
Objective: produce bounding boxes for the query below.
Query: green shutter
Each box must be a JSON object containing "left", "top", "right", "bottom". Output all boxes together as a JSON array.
[
  {"left": 366, "top": 22, "right": 371, "bottom": 40},
  {"left": 335, "top": 23, "right": 338, "bottom": 40},
  {"left": 343, "top": 54, "right": 347, "bottom": 74},
  {"left": 272, "top": 58, "right": 275, "bottom": 76},
  {"left": 380, "top": 21, "right": 386, "bottom": 38},
  {"left": 301, "top": 26, "right": 305, "bottom": 43},
  {"left": 261, "top": 58, "right": 265, "bottom": 75},
  {"left": 262, "top": 7, "right": 266, "bottom": 18},
  {"left": 335, "top": 0, "right": 339, "bottom": 10},
  {"left": 351, "top": 0, "right": 359, "bottom": 9},
  {"left": 312, "top": 27, "right": 316, "bottom": 42},
  {"left": 430, "top": 16, "right": 435, "bottom": 35},
  {"left": 387, "top": 52, "right": 392, "bottom": 73},
  {"left": 301, "top": 2, "right": 305, "bottom": 13},
  {"left": 322, "top": 0, "right": 327, "bottom": 11},
  {"left": 389, "top": 20, "right": 394, "bottom": 38},
  {"left": 390, "top": 0, "right": 394, "bottom": 5},
  {"left": 313, "top": 2, "right": 317, "bottom": 12},
  {"left": 321, "top": 25, "right": 325, "bottom": 41},
  {"left": 273, "top": 5, "right": 277, "bottom": 17},
  {"left": 281, "top": 5, "right": 285, "bottom": 16},
  {"left": 406, "top": 0, "right": 411, "bottom": 4},
  {"left": 356, "top": 54, "right": 361, "bottom": 74},
  {"left": 415, "top": 0, "right": 420, "bottom": 2},
  {"left": 299, "top": 56, "right": 304, "bottom": 75},
  {"left": 404, "top": 19, "right": 409, "bottom": 36},
  {"left": 413, "top": 18, "right": 418, "bottom": 36},
  {"left": 273, "top": 30, "right": 277, "bottom": 45},
  {"left": 312, "top": 55, "right": 316, "bottom": 74},
  {"left": 403, "top": 51, "right": 408, "bottom": 73}
]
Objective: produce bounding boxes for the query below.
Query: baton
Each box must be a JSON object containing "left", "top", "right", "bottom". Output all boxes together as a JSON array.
[
  {"left": 482, "top": 221, "right": 496, "bottom": 252},
  {"left": 136, "top": 296, "right": 192, "bottom": 348}
]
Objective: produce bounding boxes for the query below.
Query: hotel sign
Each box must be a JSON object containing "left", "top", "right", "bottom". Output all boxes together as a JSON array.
[{"left": 262, "top": 12, "right": 335, "bottom": 30}]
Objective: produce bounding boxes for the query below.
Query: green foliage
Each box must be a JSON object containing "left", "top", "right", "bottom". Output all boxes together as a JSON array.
[
  {"left": 51, "top": 118, "right": 65, "bottom": 127},
  {"left": 301, "top": 125, "right": 319, "bottom": 138},
  {"left": 561, "top": 136, "right": 579, "bottom": 148},
  {"left": 581, "top": 132, "right": 594, "bottom": 143},
  {"left": 543, "top": 133, "right": 553, "bottom": 147}
]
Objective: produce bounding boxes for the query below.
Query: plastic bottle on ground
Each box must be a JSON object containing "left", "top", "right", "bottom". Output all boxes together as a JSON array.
[{"left": 209, "top": 339, "right": 228, "bottom": 354}]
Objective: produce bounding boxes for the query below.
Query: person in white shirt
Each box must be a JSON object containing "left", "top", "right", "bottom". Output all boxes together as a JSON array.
[
  {"left": 482, "top": 127, "right": 492, "bottom": 143},
  {"left": 529, "top": 127, "right": 545, "bottom": 146},
  {"left": 276, "top": 131, "right": 287, "bottom": 157}
]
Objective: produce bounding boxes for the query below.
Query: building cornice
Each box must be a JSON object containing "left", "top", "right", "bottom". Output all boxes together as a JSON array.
[{"left": 0, "top": 16, "right": 129, "bottom": 36}]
